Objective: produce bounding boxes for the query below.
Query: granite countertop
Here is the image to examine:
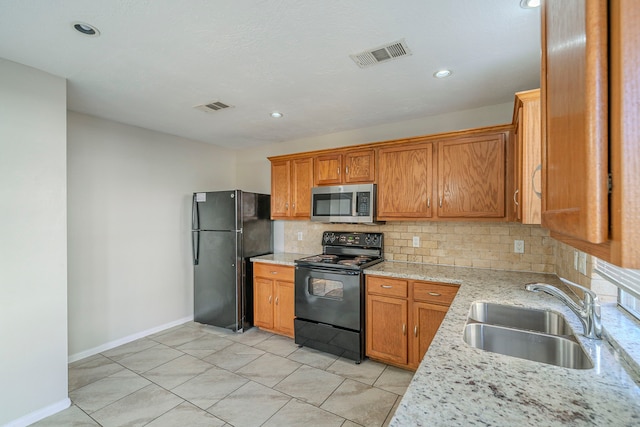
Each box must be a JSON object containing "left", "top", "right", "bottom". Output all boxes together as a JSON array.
[
  {"left": 250, "top": 253, "right": 310, "bottom": 266},
  {"left": 250, "top": 255, "right": 640, "bottom": 425},
  {"left": 364, "top": 261, "right": 640, "bottom": 426}
]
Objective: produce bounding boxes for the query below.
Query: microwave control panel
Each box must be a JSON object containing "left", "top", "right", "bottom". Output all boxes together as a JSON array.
[{"left": 356, "top": 192, "right": 370, "bottom": 216}]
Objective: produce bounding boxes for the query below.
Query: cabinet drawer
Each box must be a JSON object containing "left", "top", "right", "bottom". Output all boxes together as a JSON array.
[
  {"left": 254, "top": 263, "right": 294, "bottom": 281},
  {"left": 413, "top": 282, "right": 459, "bottom": 306},
  {"left": 367, "top": 276, "right": 408, "bottom": 298}
]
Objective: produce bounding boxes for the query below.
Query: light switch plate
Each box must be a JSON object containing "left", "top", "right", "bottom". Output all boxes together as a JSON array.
[
  {"left": 412, "top": 236, "right": 420, "bottom": 247},
  {"left": 514, "top": 240, "right": 525, "bottom": 254},
  {"left": 297, "top": 231, "right": 303, "bottom": 241}
]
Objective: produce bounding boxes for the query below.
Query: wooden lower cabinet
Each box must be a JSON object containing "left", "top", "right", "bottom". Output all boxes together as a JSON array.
[
  {"left": 365, "top": 276, "right": 458, "bottom": 370},
  {"left": 366, "top": 295, "right": 408, "bottom": 365},
  {"left": 253, "top": 263, "right": 295, "bottom": 338}
]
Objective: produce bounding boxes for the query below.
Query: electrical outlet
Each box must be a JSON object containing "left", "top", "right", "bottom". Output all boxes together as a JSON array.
[
  {"left": 297, "top": 231, "right": 303, "bottom": 241},
  {"left": 578, "top": 252, "right": 587, "bottom": 275},
  {"left": 514, "top": 240, "right": 525, "bottom": 254},
  {"left": 412, "top": 236, "right": 420, "bottom": 247}
]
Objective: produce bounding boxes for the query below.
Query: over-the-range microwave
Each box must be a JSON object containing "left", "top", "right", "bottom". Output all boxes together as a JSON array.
[{"left": 310, "top": 183, "right": 381, "bottom": 224}]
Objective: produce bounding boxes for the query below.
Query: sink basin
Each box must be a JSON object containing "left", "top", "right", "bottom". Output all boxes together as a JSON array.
[
  {"left": 467, "top": 302, "right": 573, "bottom": 336},
  {"left": 463, "top": 323, "right": 593, "bottom": 369}
]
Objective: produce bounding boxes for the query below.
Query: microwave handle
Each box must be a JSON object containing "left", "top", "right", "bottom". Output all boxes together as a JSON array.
[{"left": 352, "top": 192, "right": 357, "bottom": 216}]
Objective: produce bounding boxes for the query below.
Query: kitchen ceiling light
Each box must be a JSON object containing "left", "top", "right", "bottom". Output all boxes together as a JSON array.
[
  {"left": 270, "top": 112, "right": 283, "bottom": 118},
  {"left": 520, "top": 0, "right": 541, "bottom": 8},
  {"left": 433, "top": 69, "right": 452, "bottom": 79},
  {"left": 72, "top": 22, "right": 100, "bottom": 36}
]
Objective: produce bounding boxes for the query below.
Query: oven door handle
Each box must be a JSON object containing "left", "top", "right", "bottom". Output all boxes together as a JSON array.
[{"left": 295, "top": 265, "right": 360, "bottom": 276}]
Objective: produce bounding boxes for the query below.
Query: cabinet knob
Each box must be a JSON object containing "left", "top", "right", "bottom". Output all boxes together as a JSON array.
[
  {"left": 275, "top": 297, "right": 279, "bottom": 305},
  {"left": 268, "top": 295, "right": 272, "bottom": 304},
  {"left": 414, "top": 325, "right": 418, "bottom": 337},
  {"left": 337, "top": 167, "right": 340, "bottom": 176},
  {"left": 345, "top": 166, "right": 350, "bottom": 175},
  {"left": 402, "top": 324, "right": 407, "bottom": 335},
  {"left": 285, "top": 202, "right": 289, "bottom": 210},
  {"left": 439, "top": 196, "right": 443, "bottom": 208},
  {"left": 513, "top": 189, "right": 519, "bottom": 206},
  {"left": 427, "top": 197, "right": 430, "bottom": 209},
  {"left": 270, "top": 271, "right": 278, "bottom": 275},
  {"left": 532, "top": 163, "right": 542, "bottom": 199}
]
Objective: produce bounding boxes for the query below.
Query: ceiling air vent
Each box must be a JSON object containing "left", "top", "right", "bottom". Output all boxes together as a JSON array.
[
  {"left": 350, "top": 39, "right": 412, "bottom": 68},
  {"left": 194, "top": 101, "right": 233, "bottom": 113}
]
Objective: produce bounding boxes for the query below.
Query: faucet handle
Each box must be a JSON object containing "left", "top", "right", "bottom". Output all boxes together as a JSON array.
[{"left": 558, "top": 277, "right": 599, "bottom": 305}]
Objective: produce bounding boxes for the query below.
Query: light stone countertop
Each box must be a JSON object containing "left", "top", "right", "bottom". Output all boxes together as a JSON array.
[
  {"left": 364, "top": 261, "right": 640, "bottom": 426},
  {"left": 250, "top": 255, "right": 640, "bottom": 425},
  {"left": 250, "top": 253, "right": 311, "bottom": 266}
]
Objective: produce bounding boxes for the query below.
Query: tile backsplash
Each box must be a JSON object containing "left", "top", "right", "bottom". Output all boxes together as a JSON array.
[{"left": 283, "top": 221, "right": 555, "bottom": 273}]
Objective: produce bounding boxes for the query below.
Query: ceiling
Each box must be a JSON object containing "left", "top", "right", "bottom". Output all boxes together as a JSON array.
[{"left": 0, "top": 1, "right": 541, "bottom": 150}]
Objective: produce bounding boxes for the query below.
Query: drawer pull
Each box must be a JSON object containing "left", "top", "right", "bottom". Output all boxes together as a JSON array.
[
  {"left": 381, "top": 285, "right": 393, "bottom": 289},
  {"left": 428, "top": 292, "right": 441, "bottom": 297},
  {"left": 270, "top": 271, "right": 278, "bottom": 275}
]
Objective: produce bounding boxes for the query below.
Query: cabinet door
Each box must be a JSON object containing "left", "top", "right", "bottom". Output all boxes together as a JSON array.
[
  {"left": 344, "top": 149, "right": 375, "bottom": 183},
  {"left": 314, "top": 154, "right": 342, "bottom": 185},
  {"left": 518, "top": 90, "right": 542, "bottom": 224},
  {"left": 270, "top": 160, "right": 291, "bottom": 219},
  {"left": 254, "top": 278, "right": 274, "bottom": 329},
  {"left": 541, "top": 0, "right": 608, "bottom": 243},
  {"left": 438, "top": 134, "right": 505, "bottom": 218},
  {"left": 410, "top": 302, "right": 448, "bottom": 369},
  {"left": 274, "top": 280, "right": 295, "bottom": 337},
  {"left": 366, "top": 294, "right": 408, "bottom": 365},
  {"left": 377, "top": 143, "right": 433, "bottom": 219},
  {"left": 291, "top": 157, "right": 313, "bottom": 218}
]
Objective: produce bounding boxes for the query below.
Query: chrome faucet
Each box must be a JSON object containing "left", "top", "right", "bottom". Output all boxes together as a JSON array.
[{"left": 525, "top": 278, "right": 602, "bottom": 339}]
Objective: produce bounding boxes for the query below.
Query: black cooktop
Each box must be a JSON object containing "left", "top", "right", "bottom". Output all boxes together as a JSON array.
[{"left": 295, "top": 231, "right": 384, "bottom": 270}]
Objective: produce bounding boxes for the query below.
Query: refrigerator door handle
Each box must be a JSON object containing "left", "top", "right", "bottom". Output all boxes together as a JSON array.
[
  {"left": 192, "top": 231, "right": 200, "bottom": 265},
  {"left": 192, "top": 193, "right": 200, "bottom": 231}
]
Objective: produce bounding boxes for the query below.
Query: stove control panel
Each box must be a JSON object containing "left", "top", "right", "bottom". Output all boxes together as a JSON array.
[{"left": 322, "top": 231, "right": 383, "bottom": 248}]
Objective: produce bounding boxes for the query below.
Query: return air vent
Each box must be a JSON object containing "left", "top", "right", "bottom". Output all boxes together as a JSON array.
[
  {"left": 194, "top": 101, "right": 233, "bottom": 113},
  {"left": 350, "top": 39, "right": 412, "bottom": 68}
]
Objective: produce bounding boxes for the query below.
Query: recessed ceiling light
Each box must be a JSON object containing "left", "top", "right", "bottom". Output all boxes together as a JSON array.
[
  {"left": 520, "top": 0, "right": 541, "bottom": 8},
  {"left": 72, "top": 22, "right": 100, "bottom": 36},
  {"left": 270, "top": 112, "right": 283, "bottom": 118},
  {"left": 433, "top": 69, "right": 452, "bottom": 79}
]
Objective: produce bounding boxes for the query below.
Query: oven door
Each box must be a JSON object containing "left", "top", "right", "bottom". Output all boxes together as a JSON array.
[{"left": 295, "top": 265, "right": 362, "bottom": 331}]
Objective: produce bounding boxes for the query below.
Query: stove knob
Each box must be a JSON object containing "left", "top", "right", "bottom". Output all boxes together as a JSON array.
[{"left": 365, "top": 235, "right": 372, "bottom": 245}]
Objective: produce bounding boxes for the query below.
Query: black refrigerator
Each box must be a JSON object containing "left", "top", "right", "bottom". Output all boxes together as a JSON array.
[{"left": 191, "top": 190, "right": 272, "bottom": 331}]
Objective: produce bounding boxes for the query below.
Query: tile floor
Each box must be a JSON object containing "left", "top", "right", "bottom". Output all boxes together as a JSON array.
[{"left": 35, "top": 322, "right": 414, "bottom": 427}]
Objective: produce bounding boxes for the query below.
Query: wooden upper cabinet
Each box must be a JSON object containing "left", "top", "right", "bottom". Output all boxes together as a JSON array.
[
  {"left": 541, "top": 0, "right": 609, "bottom": 243},
  {"left": 541, "top": 0, "right": 639, "bottom": 267},
  {"left": 270, "top": 157, "right": 313, "bottom": 219},
  {"left": 437, "top": 134, "right": 506, "bottom": 218},
  {"left": 513, "top": 89, "right": 542, "bottom": 224},
  {"left": 291, "top": 157, "right": 313, "bottom": 217},
  {"left": 314, "top": 149, "right": 375, "bottom": 186},
  {"left": 344, "top": 149, "right": 375, "bottom": 183},
  {"left": 377, "top": 143, "right": 433, "bottom": 219},
  {"left": 270, "top": 160, "right": 291, "bottom": 219}
]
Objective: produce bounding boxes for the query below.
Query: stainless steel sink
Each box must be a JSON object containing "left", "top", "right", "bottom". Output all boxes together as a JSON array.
[
  {"left": 462, "top": 302, "right": 593, "bottom": 369},
  {"left": 463, "top": 323, "right": 593, "bottom": 369},
  {"left": 467, "top": 302, "right": 573, "bottom": 335}
]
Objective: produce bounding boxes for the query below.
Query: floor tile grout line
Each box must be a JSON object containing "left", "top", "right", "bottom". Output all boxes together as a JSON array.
[{"left": 66, "top": 323, "right": 409, "bottom": 426}]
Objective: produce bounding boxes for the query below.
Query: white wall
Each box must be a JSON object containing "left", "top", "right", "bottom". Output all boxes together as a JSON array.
[
  {"left": 0, "top": 60, "right": 69, "bottom": 425},
  {"left": 67, "top": 112, "right": 236, "bottom": 358}
]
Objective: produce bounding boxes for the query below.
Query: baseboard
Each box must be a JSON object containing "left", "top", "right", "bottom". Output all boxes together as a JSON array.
[
  {"left": 2, "top": 397, "right": 71, "bottom": 427},
  {"left": 68, "top": 315, "right": 194, "bottom": 363}
]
